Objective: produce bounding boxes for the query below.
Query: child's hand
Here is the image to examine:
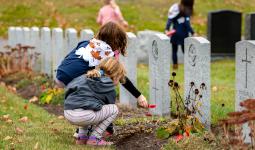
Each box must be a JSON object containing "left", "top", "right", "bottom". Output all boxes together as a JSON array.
[
  {"left": 137, "top": 95, "right": 148, "bottom": 108},
  {"left": 86, "top": 69, "right": 101, "bottom": 78}
]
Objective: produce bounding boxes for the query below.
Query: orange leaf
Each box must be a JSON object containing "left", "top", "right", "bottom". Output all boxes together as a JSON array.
[
  {"left": 16, "top": 127, "right": 24, "bottom": 135},
  {"left": 91, "top": 50, "right": 102, "bottom": 60},
  {"left": 24, "top": 104, "right": 28, "bottom": 110},
  {"left": 19, "top": 116, "right": 28, "bottom": 123}
]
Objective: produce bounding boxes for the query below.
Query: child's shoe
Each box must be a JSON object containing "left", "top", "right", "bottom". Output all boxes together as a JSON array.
[
  {"left": 104, "top": 123, "right": 115, "bottom": 137},
  {"left": 75, "top": 135, "right": 89, "bottom": 145},
  {"left": 86, "top": 136, "right": 113, "bottom": 146}
]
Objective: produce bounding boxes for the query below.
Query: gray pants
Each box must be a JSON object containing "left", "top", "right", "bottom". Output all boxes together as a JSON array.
[{"left": 64, "top": 104, "right": 118, "bottom": 138}]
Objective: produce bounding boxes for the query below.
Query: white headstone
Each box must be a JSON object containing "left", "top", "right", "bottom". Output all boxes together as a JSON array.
[
  {"left": 30, "top": 27, "right": 40, "bottom": 72},
  {"left": 236, "top": 40, "right": 255, "bottom": 143},
  {"left": 41, "top": 27, "right": 52, "bottom": 76},
  {"left": 15, "top": 27, "right": 23, "bottom": 45},
  {"left": 8, "top": 27, "right": 16, "bottom": 47},
  {"left": 137, "top": 31, "right": 154, "bottom": 64},
  {"left": 80, "top": 29, "right": 94, "bottom": 41},
  {"left": 52, "top": 28, "right": 64, "bottom": 79},
  {"left": 184, "top": 37, "right": 211, "bottom": 129},
  {"left": 65, "top": 28, "right": 78, "bottom": 54},
  {"left": 119, "top": 32, "right": 137, "bottom": 107},
  {"left": 149, "top": 33, "right": 171, "bottom": 116},
  {"left": 23, "top": 27, "right": 30, "bottom": 46}
]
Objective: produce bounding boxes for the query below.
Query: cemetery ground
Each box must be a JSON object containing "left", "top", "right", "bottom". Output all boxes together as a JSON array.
[
  {"left": 0, "top": 59, "right": 235, "bottom": 149},
  {"left": 1, "top": 0, "right": 255, "bottom": 37}
]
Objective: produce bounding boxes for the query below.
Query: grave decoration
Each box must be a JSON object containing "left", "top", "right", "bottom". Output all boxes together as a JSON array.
[{"left": 156, "top": 72, "right": 205, "bottom": 141}]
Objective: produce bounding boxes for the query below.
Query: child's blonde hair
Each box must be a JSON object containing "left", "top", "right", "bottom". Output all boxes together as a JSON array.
[{"left": 87, "top": 57, "right": 126, "bottom": 84}]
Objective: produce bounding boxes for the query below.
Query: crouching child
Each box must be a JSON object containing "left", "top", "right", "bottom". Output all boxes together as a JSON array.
[{"left": 64, "top": 57, "right": 126, "bottom": 146}]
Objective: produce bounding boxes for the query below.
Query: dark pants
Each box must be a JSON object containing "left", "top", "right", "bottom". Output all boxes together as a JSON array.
[{"left": 172, "top": 43, "right": 184, "bottom": 65}]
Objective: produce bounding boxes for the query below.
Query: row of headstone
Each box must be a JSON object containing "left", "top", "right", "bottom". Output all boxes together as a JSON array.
[
  {"left": 208, "top": 10, "right": 255, "bottom": 55},
  {"left": 10, "top": 27, "right": 255, "bottom": 134},
  {"left": 8, "top": 27, "right": 94, "bottom": 78},
  {"left": 8, "top": 27, "right": 211, "bottom": 129},
  {"left": 137, "top": 30, "right": 184, "bottom": 64}
]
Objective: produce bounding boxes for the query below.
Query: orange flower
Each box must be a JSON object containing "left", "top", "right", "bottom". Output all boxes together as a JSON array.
[
  {"left": 91, "top": 50, "right": 102, "bottom": 60},
  {"left": 89, "top": 42, "right": 95, "bottom": 48},
  {"left": 105, "top": 51, "right": 111, "bottom": 56}
]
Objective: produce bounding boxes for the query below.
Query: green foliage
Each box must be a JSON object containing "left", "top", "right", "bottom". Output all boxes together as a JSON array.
[
  {"left": 16, "top": 78, "right": 32, "bottom": 89},
  {"left": 157, "top": 127, "right": 170, "bottom": 139},
  {"left": 0, "top": 0, "right": 254, "bottom": 37},
  {"left": 40, "top": 88, "right": 64, "bottom": 105}
]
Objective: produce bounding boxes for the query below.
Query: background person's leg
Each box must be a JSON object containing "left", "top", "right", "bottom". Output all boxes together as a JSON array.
[{"left": 172, "top": 43, "right": 178, "bottom": 69}]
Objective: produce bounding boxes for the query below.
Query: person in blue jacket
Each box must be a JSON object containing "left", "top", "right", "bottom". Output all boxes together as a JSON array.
[{"left": 165, "top": 0, "right": 195, "bottom": 69}]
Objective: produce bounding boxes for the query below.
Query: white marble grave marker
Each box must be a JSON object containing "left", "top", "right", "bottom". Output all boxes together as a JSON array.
[
  {"left": 52, "top": 28, "right": 64, "bottom": 79},
  {"left": 41, "top": 27, "right": 52, "bottom": 76},
  {"left": 119, "top": 32, "right": 137, "bottom": 107},
  {"left": 184, "top": 37, "right": 211, "bottom": 129},
  {"left": 149, "top": 33, "right": 171, "bottom": 116},
  {"left": 236, "top": 40, "right": 255, "bottom": 143},
  {"left": 23, "top": 27, "right": 30, "bottom": 46},
  {"left": 30, "top": 27, "right": 40, "bottom": 71},
  {"left": 80, "top": 29, "right": 94, "bottom": 41},
  {"left": 65, "top": 28, "right": 78, "bottom": 54},
  {"left": 8, "top": 27, "right": 16, "bottom": 47},
  {"left": 15, "top": 27, "right": 23, "bottom": 45}
]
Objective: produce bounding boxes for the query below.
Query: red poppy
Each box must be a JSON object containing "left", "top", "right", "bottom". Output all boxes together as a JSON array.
[
  {"left": 148, "top": 104, "right": 156, "bottom": 108},
  {"left": 175, "top": 134, "right": 183, "bottom": 143}
]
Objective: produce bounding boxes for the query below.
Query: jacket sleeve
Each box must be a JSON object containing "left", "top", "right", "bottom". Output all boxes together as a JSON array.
[
  {"left": 165, "top": 18, "right": 172, "bottom": 31},
  {"left": 121, "top": 76, "right": 141, "bottom": 98},
  {"left": 185, "top": 17, "right": 194, "bottom": 35}
]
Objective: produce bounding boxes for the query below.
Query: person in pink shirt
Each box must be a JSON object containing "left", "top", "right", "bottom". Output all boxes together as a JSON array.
[{"left": 97, "top": 0, "right": 128, "bottom": 28}]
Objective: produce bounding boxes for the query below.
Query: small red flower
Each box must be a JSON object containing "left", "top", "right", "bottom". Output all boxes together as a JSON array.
[
  {"left": 148, "top": 104, "right": 156, "bottom": 108},
  {"left": 41, "top": 85, "right": 46, "bottom": 91},
  {"left": 175, "top": 134, "right": 183, "bottom": 143}
]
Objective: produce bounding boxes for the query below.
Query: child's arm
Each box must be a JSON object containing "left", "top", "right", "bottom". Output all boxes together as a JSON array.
[
  {"left": 121, "top": 76, "right": 148, "bottom": 108},
  {"left": 165, "top": 18, "right": 172, "bottom": 33},
  {"left": 185, "top": 17, "right": 194, "bottom": 35}
]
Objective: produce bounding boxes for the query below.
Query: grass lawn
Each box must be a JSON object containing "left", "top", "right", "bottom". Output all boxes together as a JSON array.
[
  {"left": 137, "top": 59, "right": 235, "bottom": 124},
  {"left": 0, "top": 0, "right": 255, "bottom": 37},
  {"left": 0, "top": 86, "right": 112, "bottom": 150}
]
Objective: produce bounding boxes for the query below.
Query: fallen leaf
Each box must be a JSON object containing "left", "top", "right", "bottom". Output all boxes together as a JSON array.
[
  {"left": 6, "top": 119, "right": 13, "bottom": 124},
  {"left": 3, "top": 136, "right": 12, "bottom": 141},
  {"left": 16, "top": 127, "right": 24, "bottom": 134},
  {"left": 58, "top": 115, "right": 64, "bottom": 119},
  {"left": 212, "top": 86, "right": 217, "bottom": 92},
  {"left": 19, "top": 116, "right": 29, "bottom": 123},
  {"left": 2, "top": 114, "right": 10, "bottom": 121},
  {"left": 29, "top": 96, "right": 38, "bottom": 103},
  {"left": 34, "top": 142, "right": 39, "bottom": 149},
  {"left": 0, "top": 82, "right": 6, "bottom": 87},
  {"left": 49, "top": 120, "right": 54, "bottom": 124},
  {"left": 24, "top": 104, "right": 28, "bottom": 110}
]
